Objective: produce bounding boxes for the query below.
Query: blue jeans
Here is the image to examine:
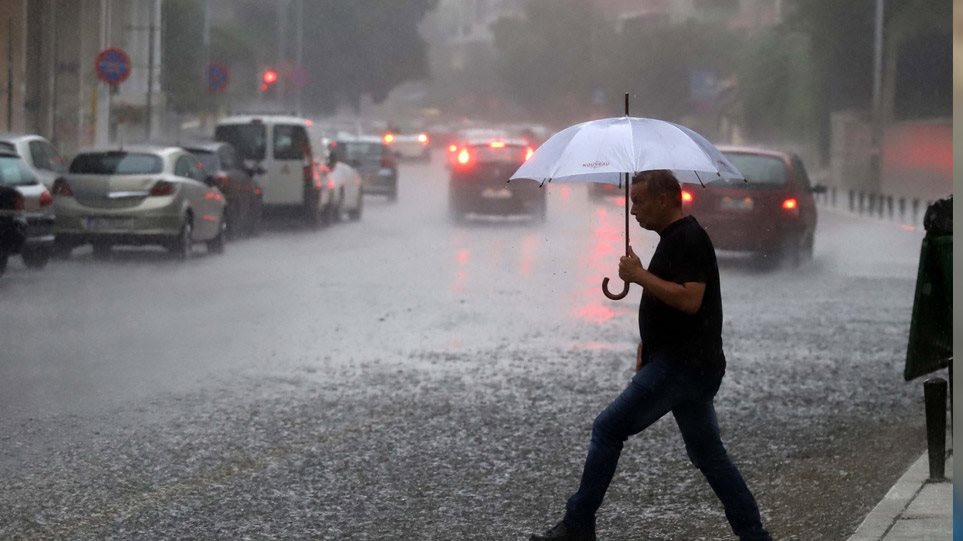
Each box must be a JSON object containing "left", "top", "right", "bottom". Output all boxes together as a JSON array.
[{"left": 563, "top": 356, "right": 771, "bottom": 541}]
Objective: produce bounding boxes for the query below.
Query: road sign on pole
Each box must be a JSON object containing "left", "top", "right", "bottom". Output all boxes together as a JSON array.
[
  {"left": 208, "top": 62, "right": 230, "bottom": 93},
  {"left": 95, "top": 48, "right": 132, "bottom": 86}
]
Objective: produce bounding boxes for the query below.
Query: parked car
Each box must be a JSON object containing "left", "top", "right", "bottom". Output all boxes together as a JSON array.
[
  {"left": 0, "top": 133, "right": 68, "bottom": 188},
  {"left": 327, "top": 135, "right": 396, "bottom": 202},
  {"left": 54, "top": 146, "right": 227, "bottom": 260},
  {"left": 383, "top": 130, "right": 431, "bottom": 161},
  {"left": 0, "top": 185, "right": 27, "bottom": 277},
  {"left": 215, "top": 115, "right": 324, "bottom": 226},
  {"left": 182, "top": 142, "right": 263, "bottom": 239},
  {"left": 0, "top": 147, "right": 55, "bottom": 268},
  {"left": 448, "top": 136, "right": 543, "bottom": 222},
  {"left": 321, "top": 146, "right": 364, "bottom": 221},
  {"left": 681, "top": 146, "right": 825, "bottom": 267}
]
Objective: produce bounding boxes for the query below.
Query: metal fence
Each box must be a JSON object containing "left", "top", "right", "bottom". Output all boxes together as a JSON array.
[{"left": 815, "top": 187, "right": 934, "bottom": 227}]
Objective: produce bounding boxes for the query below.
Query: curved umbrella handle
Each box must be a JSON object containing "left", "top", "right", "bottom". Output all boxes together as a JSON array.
[{"left": 601, "top": 276, "right": 630, "bottom": 300}]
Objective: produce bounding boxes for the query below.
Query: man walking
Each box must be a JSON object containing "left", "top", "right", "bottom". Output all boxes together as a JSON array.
[{"left": 530, "top": 170, "right": 771, "bottom": 541}]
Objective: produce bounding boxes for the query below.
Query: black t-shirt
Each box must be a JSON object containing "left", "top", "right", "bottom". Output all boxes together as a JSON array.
[{"left": 639, "top": 215, "right": 725, "bottom": 370}]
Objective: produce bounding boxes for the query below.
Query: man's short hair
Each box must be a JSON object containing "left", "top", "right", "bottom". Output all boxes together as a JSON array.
[{"left": 632, "top": 169, "right": 681, "bottom": 206}]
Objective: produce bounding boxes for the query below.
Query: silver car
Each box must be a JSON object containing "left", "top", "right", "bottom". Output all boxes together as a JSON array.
[
  {"left": 0, "top": 147, "right": 56, "bottom": 268},
  {"left": 0, "top": 133, "right": 68, "bottom": 189},
  {"left": 54, "top": 146, "right": 227, "bottom": 260}
]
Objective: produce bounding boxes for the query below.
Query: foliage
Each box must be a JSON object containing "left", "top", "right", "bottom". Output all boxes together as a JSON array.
[
  {"left": 300, "top": 0, "right": 439, "bottom": 113},
  {"left": 736, "top": 30, "right": 817, "bottom": 142},
  {"left": 491, "top": 0, "right": 599, "bottom": 118},
  {"left": 161, "top": 0, "right": 207, "bottom": 114}
]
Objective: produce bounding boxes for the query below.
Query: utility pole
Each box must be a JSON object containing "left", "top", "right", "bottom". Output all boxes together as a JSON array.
[
  {"left": 295, "top": 0, "right": 303, "bottom": 116},
  {"left": 145, "top": 0, "right": 157, "bottom": 141},
  {"left": 276, "top": 0, "right": 289, "bottom": 111},
  {"left": 202, "top": 0, "right": 211, "bottom": 129},
  {"left": 870, "top": 0, "right": 885, "bottom": 192}
]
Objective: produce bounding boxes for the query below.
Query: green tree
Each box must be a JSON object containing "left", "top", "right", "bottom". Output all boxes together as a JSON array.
[
  {"left": 736, "top": 30, "right": 817, "bottom": 143},
  {"left": 161, "top": 0, "right": 207, "bottom": 114},
  {"left": 491, "top": 0, "right": 600, "bottom": 120},
  {"left": 300, "top": 0, "right": 439, "bottom": 113}
]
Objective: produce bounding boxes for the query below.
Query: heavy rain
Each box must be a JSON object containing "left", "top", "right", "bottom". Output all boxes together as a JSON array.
[{"left": 0, "top": 1, "right": 953, "bottom": 540}]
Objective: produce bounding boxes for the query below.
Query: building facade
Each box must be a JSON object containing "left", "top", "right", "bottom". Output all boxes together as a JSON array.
[{"left": 0, "top": 0, "right": 163, "bottom": 156}]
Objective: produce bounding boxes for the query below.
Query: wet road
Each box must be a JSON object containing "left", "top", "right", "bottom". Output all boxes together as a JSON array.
[{"left": 0, "top": 155, "right": 928, "bottom": 540}]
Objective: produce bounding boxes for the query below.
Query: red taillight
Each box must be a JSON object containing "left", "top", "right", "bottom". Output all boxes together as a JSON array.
[
  {"left": 383, "top": 133, "right": 395, "bottom": 144},
  {"left": 782, "top": 198, "right": 798, "bottom": 210},
  {"left": 448, "top": 144, "right": 458, "bottom": 153},
  {"left": 417, "top": 133, "right": 429, "bottom": 144},
  {"left": 149, "top": 180, "right": 176, "bottom": 196},
  {"left": 457, "top": 148, "right": 471, "bottom": 165},
  {"left": 52, "top": 178, "right": 73, "bottom": 197},
  {"left": 681, "top": 190, "right": 693, "bottom": 204},
  {"left": 490, "top": 141, "right": 505, "bottom": 149},
  {"left": 524, "top": 147, "right": 534, "bottom": 161},
  {"left": 39, "top": 190, "right": 53, "bottom": 207}
]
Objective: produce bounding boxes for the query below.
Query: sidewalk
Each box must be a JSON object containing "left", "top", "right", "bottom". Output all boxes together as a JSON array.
[{"left": 847, "top": 451, "right": 953, "bottom": 540}]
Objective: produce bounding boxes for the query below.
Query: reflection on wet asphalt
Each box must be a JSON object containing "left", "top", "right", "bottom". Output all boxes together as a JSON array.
[{"left": 0, "top": 156, "right": 928, "bottom": 539}]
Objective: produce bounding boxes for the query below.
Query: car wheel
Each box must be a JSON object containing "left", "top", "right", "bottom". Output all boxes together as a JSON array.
[
  {"left": 223, "top": 207, "right": 235, "bottom": 241},
  {"left": 53, "top": 239, "right": 73, "bottom": 260},
  {"left": 21, "top": 246, "right": 50, "bottom": 269},
  {"left": 800, "top": 232, "right": 815, "bottom": 265},
  {"left": 207, "top": 218, "right": 226, "bottom": 255},
  {"left": 304, "top": 193, "right": 324, "bottom": 228},
  {"left": 169, "top": 218, "right": 193, "bottom": 261},
  {"left": 248, "top": 202, "right": 262, "bottom": 237},
  {"left": 348, "top": 189, "right": 363, "bottom": 221},
  {"left": 329, "top": 188, "right": 344, "bottom": 223},
  {"left": 92, "top": 242, "right": 112, "bottom": 261}
]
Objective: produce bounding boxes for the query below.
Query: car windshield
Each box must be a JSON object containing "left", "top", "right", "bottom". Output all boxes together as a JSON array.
[
  {"left": 338, "top": 142, "right": 383, "bottom": 161},
  {"left": 189, "top": 150, "right": 220, "bottom": 173},
  {"left": 69, "top": 152, "right": 164, "bottom": 175},
  {"left": 0, "top": 156, "right": 38, "bottom": 186},
  {"left": 713, "top": 153, "right": 787, "bottom": 188},
  {"left": 215, "top": 124, "right": 266, "bottom": 161}
]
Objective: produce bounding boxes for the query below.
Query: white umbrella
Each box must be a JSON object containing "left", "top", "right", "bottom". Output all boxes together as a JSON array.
[
  {"left": 510, "top": 116, "right": 744, "bottom": 186},
  {"left": 510, "top": 97, "right": 744, "bottom": 300}
]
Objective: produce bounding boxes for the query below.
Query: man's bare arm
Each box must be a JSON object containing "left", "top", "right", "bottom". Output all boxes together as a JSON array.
[{"left": 619, "top": 246, "right": 706, "bottom": 315}]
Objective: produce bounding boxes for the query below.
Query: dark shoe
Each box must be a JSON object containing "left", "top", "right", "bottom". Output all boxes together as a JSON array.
[{"left": 530, "top": 520, "right": 597, "bottom": 541}]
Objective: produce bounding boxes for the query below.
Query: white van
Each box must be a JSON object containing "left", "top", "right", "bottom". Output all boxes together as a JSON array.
[{"left": 214, "top": 115, "right": 325, "bottom": 225}]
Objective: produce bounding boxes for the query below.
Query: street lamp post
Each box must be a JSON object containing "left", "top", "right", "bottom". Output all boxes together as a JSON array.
[{"left": 870, "top": 0, "right": 885, "bottom": 193}]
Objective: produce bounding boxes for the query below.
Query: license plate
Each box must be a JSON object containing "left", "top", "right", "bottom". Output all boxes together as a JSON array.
[
  {"left": 719, "top": 197, "right": 753, "bottom": 211},
  {"left": 481, "top": 188, "right": 513, "bottom": 200},
  {"left": 85, "top": 217, "right": 134, "bottom": 230}
]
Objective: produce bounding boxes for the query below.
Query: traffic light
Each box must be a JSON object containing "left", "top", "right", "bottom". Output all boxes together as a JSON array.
[{"left": 260, "top": 68, "right": 279, "bottom": 92}]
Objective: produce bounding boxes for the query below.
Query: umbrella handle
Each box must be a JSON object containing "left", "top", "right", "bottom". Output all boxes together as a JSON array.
[{"left": 601, "top": 277, "right": 630, "bottom": 300}]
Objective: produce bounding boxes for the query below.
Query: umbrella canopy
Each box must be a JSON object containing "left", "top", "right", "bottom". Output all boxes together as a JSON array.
[{"left": 510, "top": 116, "right": 744, "bottom": 185}]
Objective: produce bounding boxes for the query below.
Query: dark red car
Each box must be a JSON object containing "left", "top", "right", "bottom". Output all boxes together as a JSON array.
[
  {"left": 183, "top": 142, "right": 263, "bottom": 239},
  {"left": 447, "top": 137, "right": 543, "bottom": 222},
  {"left": 681, "top": 146, "right": 825, "bottom": 267}
]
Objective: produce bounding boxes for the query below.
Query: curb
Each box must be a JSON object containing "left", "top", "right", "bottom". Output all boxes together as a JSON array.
[
  {"left": 847, "top": 453, "right": 930, "bottom": 540},
  {"left": 847, "top": 451, "right": 953, "bottom": 540}
]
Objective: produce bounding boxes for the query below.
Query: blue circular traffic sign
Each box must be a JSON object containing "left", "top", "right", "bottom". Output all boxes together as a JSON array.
[
  {"left": 95, "top": 48, "right": 131, "bottom": 86},
  {"left": 208, "top": 62, "right": 230, "bottom": 93}
]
